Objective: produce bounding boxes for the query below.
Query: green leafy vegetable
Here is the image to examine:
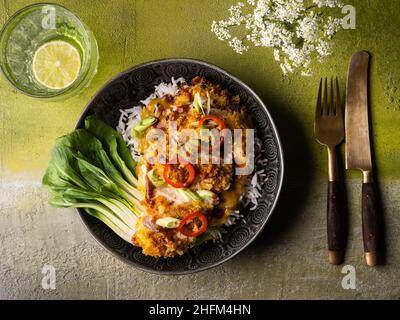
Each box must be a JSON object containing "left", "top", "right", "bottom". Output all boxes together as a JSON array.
[
  {"left": 85, "top": 114, "right": 138, "bottom": 186},
  {"left": 43, "top": 116, "right": 144, "bottom": 244}
]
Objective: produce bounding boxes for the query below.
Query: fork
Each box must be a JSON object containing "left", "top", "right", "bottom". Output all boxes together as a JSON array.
[{"left": 314, "top": 77, "right": 345, "bottom": 265}]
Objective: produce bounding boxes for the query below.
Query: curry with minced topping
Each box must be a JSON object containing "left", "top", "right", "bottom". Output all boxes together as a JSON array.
[{"left": 131, "top": 77, "right": 252, "bottom": 258}]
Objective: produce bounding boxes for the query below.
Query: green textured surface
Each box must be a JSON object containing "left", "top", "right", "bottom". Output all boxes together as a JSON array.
[{"left": 0, "top": 0, "right": 399, "bottom": 299}]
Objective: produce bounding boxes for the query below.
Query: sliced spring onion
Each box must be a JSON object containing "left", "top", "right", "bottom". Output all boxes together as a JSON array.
[
  {"left": 177, "top": 188, "right": 202, "bottom": 202},
  {"left": 196, "top": 189, "right": 219, "bottom": 205},
  {"left": 206, "top": 91, "right": 211, "bottom": 115},
  {"left": 193, "top": 92, "right": 205, "bottom": 114},
  {"left": 147, "top": 169, "right": 165, "bottom": 187},
  {"left": 130, "top": 117, "right": 157, "bottom": 138},
  {"left": 156, "top": 217, "right": 181, "bottom": 229},
  {"left": 196, "top": 189, "right": 217, "bottom": 199},
  {"left": 193, "top": 226, "right": 223, "bottom": 246}
]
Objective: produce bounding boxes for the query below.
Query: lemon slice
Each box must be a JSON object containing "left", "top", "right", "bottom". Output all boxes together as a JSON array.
[{"left": 32, "top": 40, "right": 81, "bottom": 90}]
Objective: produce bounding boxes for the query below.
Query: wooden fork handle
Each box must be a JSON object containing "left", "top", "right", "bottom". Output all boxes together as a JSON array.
[
  {"left": 361, "top": 174, "right": 380, "bottom": 267},
  {"left": 326, "top": 146, "right": 344, "bottom": 264},
  {"left": 327, "top": 180, "right": 345, "bottom": 264}
]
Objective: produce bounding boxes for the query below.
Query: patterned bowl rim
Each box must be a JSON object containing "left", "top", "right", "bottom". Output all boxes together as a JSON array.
[{"left": 75, "top": 58, "right": 284, "bottom": 275}]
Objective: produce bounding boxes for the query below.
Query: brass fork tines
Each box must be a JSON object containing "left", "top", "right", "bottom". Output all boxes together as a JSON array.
[{"left": 315, "top": 77, "right": 344, "bottom": 181}]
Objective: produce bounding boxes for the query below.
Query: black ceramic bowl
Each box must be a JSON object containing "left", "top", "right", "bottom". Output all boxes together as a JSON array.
[{"left": 75, "top": 58, "right": 284, "bottom": 274}]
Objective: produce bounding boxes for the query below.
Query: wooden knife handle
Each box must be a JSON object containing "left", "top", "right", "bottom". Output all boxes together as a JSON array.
[
  {"left": 362, "top": 181, "right": 380, "bottom": 266},
  {"left": 327, "top": 181, "right": 345, "bottom": 265}
]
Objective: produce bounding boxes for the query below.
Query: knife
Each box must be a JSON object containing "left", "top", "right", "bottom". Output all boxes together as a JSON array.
[{"left": 345, "top": 51, "right": 380, "bottom": 266}]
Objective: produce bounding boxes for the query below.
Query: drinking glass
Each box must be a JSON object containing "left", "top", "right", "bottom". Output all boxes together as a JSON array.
[{"left": 0, "top": 3, "right": 99, "bottom": 99}]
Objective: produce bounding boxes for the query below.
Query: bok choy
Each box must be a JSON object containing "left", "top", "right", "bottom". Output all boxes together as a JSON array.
[
  {"left": 85, "top": 114, "right": 138, "bottom": 187},
  {"left": 43, "top": 116, "right": 143, "bottom": 244}
]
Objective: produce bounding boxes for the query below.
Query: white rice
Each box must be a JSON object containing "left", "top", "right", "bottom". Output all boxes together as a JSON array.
[{"left": 117, "top": 78, "right": 269, "bottom": 229}]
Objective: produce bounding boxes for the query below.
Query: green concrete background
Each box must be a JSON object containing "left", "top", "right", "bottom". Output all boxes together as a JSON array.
[{"left": 0, "top": 0, "right": 399, "bottom": 299}]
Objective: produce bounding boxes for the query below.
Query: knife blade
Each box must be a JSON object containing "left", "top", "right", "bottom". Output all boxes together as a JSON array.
[
  {"left": 345, "top": 51, "right": 372, "bottom": 172},
  {"left": 345, "top": 51, "right": 380, "bottom": 266}
]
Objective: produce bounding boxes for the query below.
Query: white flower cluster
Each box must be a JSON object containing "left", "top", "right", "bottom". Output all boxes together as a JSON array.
[{"left": 211, "top": 0, "right": 343, "bottom": 76}]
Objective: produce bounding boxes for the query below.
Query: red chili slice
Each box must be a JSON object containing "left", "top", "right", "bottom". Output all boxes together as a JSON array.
[
  {"left": 198, "top": 115, "right": 226, "bottom": 149},
  {"left": 163, "top": 163, "right": 196, "bottom": 188},
  {"left": 198, "top": 115, "right": 225, "bottom": 131},
  {"left": 178, "top": 211, "right": 208, "bottom": 237}
]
